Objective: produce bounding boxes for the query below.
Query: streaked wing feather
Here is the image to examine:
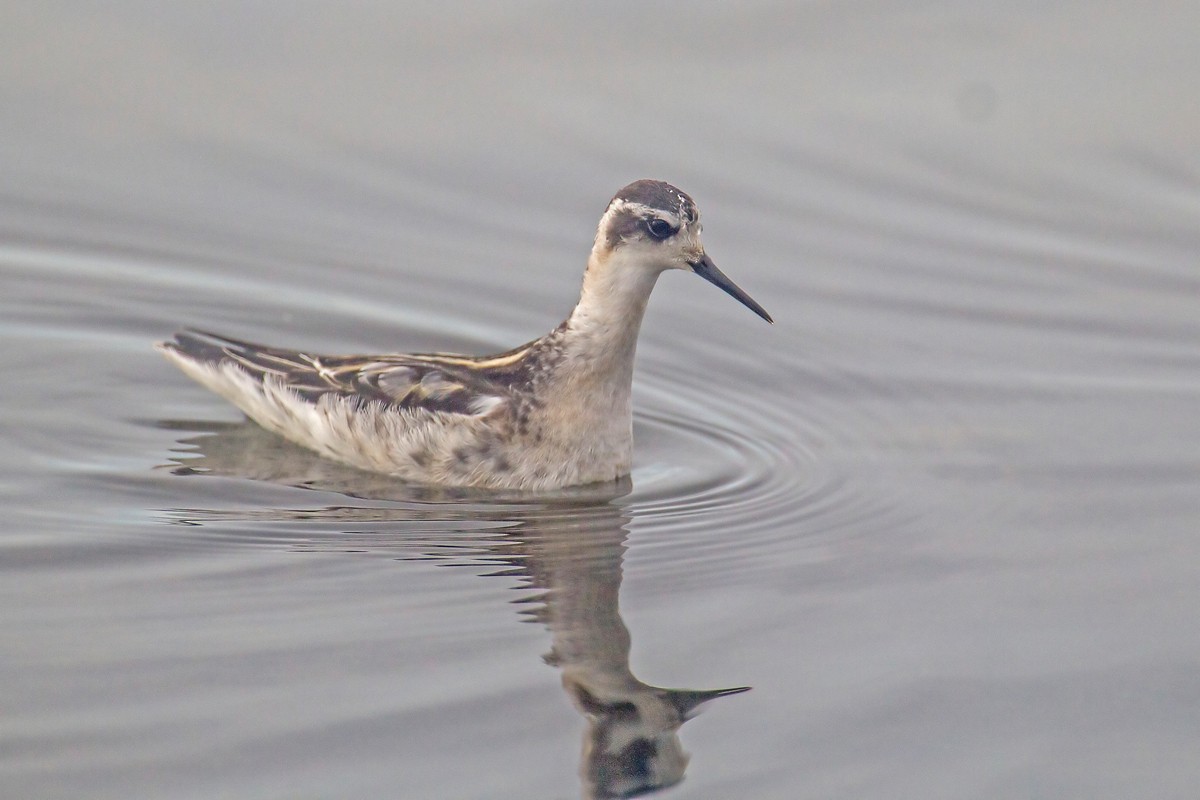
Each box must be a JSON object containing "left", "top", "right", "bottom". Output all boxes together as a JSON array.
[{"left": 164, "top": 329, "right": 509, "bottom": 417}]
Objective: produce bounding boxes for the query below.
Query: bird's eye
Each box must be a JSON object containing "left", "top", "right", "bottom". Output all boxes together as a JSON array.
[{"left": 645, "top": 218, "right": 676, "bottom": 240}]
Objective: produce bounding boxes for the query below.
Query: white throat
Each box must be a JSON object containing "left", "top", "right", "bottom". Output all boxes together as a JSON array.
[{"left": 565, "top": 247, "right": 663, "bottom": 372}]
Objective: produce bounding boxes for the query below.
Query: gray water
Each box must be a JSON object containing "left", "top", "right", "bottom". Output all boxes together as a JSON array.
[{"left": 3, "top": 3, "right": 1199, "bottom": 798}]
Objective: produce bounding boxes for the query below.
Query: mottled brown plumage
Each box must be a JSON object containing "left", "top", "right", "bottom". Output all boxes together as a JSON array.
[{"left": 158, "top": 180, "right": 770, "bottom": 489}]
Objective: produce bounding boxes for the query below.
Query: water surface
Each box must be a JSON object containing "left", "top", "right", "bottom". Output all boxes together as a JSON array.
[{"left": 2, "top": 3, "right": 1199, "bottom": 798}]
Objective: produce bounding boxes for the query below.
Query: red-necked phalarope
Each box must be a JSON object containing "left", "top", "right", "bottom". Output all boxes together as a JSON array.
[{"left": 158, "top": 180, "right": 772, "bottom": 490}]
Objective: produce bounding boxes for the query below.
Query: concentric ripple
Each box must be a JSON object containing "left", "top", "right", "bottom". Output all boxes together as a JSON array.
[{"left": 609, "top": 339, "right": 908, "bottom": 586}]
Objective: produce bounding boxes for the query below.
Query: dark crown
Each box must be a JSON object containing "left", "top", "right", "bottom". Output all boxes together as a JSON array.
[{"left": 610, "top": 180, "right": 698, "bottom": 224}]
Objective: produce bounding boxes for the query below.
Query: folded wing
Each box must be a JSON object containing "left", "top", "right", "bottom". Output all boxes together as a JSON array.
[{"left": 161, "top": 329, "right": 509, "bottom": 418}]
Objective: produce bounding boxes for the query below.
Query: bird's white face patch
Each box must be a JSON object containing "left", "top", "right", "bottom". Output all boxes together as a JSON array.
[
  {"left": 613, "top": 200, "right": 680, "bottom": 228},
  {"left": 593, "top": 198, "right": 705, "bottom": 272}
]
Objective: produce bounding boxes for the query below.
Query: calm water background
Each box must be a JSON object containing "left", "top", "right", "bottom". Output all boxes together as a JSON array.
[{"left": 3, "top": 3, "right": 1199, "bottom": 798}]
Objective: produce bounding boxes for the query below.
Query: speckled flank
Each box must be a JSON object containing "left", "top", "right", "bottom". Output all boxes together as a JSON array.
[{"left": 158, "top": 180, "right": 769, "bottom": 489}]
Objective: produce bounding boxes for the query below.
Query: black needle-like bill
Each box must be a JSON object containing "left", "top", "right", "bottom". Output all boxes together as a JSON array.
[{"left": 689, "top": 253, "right": 773, "bottom": 324}]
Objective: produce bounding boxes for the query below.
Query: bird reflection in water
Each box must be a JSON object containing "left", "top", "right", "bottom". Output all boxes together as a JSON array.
[{"left": 159, "top": 419, "right": 749, "bottom": 799}]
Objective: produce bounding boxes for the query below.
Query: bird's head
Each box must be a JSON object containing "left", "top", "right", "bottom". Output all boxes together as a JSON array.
[{"left": 591, "top": 179, "right": 772, "bottom": 323}]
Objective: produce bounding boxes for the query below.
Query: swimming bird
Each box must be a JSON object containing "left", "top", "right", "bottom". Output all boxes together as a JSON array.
[{"left": 158, "top": 180, "right": 771, "bottom": 490}]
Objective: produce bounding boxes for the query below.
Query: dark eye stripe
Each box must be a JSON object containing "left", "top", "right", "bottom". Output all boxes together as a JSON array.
[{"left": 646, "top": 218, "right": 676, "bottom": 240}]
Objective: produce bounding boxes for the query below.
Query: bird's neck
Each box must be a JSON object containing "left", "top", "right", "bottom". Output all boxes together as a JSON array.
[
  {"left": 562, "top": 250, "right": 662, "bottom": 378},
  {"left": 525, "top": 251, "right": 660, "bottom": 475}
]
